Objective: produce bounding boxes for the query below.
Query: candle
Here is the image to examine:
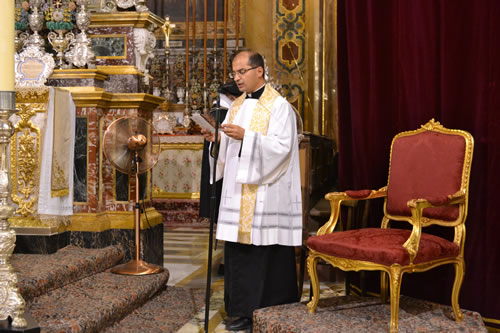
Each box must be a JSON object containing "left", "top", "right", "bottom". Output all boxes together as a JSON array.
[
  {"left": 185, "top": 0, "right": 190, "bottom": 87},
  {"left": 0, "top": 0, "right": 15, "bottom": 91},
  {"left": 223, "top": 0, "right": 227, "bottom": 81},
  {"left": 235, "top": 0, "right": 240, "bottom": 51},
  {"left": 213, "top": 0, "right": 217, "bottom": 50},
  {"left": 192, "top": 0, "right": 196, "bottom": 51},
  {"left": 204, "top": 0, "right": 207, "bottom": 84}
]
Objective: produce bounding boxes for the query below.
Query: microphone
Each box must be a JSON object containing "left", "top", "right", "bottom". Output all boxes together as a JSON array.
[{"left": 210, "top": 92, "right": 225, "bottom": 125}]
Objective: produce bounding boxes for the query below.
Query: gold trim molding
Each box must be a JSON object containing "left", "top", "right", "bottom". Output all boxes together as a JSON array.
[
  {"left": 96, "top": 65, "right": 147, "bottom": 76},
  {"left": 51, "top": 66, "right": 152, "bottom": 78},
  {"left": 49, "top": 69, "right": 109, "bottom": 81},
  {"left": 62, "top": 86, "right": 164, "bottom": 110},
  {"left": 9, "top": 216, "right": 68, "bottom": 235},
  {"left": 160, "top": 143, "right": 204, "bottom": 150},
  {"left": 152, "top": 186, "right": 200, "bottom": 199},
  {"left": 69, "top": 208, "right": 163, "bottom": 232},
  {"left": 90, "top": 12, "right": 164, "bottom": 29}
]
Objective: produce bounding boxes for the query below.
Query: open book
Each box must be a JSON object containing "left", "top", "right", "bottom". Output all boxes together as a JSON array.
[{"left": 191, "top": 113, "right": 215, "bottom": 133}]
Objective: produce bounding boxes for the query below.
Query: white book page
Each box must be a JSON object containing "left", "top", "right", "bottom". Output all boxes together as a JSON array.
[{"left": 191, "top": 113, "right": 215, "bottom": 133}]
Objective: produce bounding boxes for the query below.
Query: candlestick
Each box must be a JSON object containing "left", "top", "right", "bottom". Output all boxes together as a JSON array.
[
  {"left": 185, "top": 0, "right": 190, "bottom": 89},
  {"left": 203, "top": 83, "right": 208, "bottom": 114},
  {"left": 203, "top": 0, "right": 207, "bottom": 84},
  {"left": 236, "top": 0, "right": 240, "bottom": 51},
  {"left": 192, "top": 0, "right": 196, "bottom": 52},
  {"left": 213, "top": 0, "right": 217, "bottom": 51},
  {"left": 161, "top": 16, "right": 175, "bottom": 102},
  {"left": 223, "top": 0, "right": 227, "bottom": 81}
]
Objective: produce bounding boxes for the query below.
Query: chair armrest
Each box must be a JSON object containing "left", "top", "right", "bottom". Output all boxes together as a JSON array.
[
  {"left": 403, "top": 189, "right": 466, "bottom": 264},
  {"left": 318, "top": 187, "right": 388, "bottom": 235},
  {"left": 407, "top": 189, "right": 466, "bottom": 209}
]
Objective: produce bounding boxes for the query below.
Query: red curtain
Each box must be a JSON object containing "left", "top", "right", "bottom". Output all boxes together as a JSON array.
[{"left": 337, "top": 0, "right": 500, "bottom": 326}]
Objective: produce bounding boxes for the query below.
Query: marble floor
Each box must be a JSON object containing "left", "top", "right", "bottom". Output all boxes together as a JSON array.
[{"left": 163, "top": 226, "right": 346, "bottom": 333}]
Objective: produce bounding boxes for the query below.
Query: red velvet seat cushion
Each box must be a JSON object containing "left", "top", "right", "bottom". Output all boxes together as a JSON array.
[
  {"left": 307, "top": 228, "right": 459, "bottom": 266},
  {"left": 387, "top": 131, "right": 465, "bottom": 221}
]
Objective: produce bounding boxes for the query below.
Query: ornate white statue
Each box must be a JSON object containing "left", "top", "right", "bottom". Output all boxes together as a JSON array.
[{"left": 133, "top": 27, "right": 157, "bottom": 85}]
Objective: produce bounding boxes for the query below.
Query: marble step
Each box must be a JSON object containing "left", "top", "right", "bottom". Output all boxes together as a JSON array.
[
  {"left": 12, "top": 245, "right": 124, "bottom": 303},
  {"left": 103, "top": 286, "right": 205, "bottom": 333},
  {"left": 27, "top": 269, "right": 170, "bottom": 333}
]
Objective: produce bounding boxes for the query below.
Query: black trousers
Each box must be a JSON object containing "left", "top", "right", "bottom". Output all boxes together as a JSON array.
[{"left": 224, "top": 241, "right": 299, "bottom": 318}]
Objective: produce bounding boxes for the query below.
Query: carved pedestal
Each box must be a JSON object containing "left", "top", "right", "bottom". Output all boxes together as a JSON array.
[{"left": 51, "top": 70, "right": 164, "bottom": 265}]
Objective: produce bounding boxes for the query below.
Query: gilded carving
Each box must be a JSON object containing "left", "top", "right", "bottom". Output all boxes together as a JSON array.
[
  {"left": 11, "top": 129, "right": 38, "bottom": 216},
  {"left": 306, "top": 120, "right": 473, "bottom": 332},
  {"left": 389, "top": 265, "right": 403, "bottom": 333},
  {"left": 451, "top": 261, "right": 465, "bottom": 322},
  {"left": 8, "top": 216, "right": 47, "bottom": 228},
  {"left": 420, "top": 118, "right": 443, "bottom": 130},
  {"left": 15, "top": 87, "right": 50, "bottom": 104},
  {"left": 305, "top": 254, "right": 319, "bottom": 313},
  {"left": 10, "top": 102, "right": 43, "bottom": 217}
]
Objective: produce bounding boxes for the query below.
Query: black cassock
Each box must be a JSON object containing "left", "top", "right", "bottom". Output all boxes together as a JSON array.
[{"left": 224, "top": 241, "right": 299, "bottom": 318}]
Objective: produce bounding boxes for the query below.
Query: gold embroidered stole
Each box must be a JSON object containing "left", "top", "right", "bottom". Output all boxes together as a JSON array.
[
  {"left": 51, "top": 88, "right": 71, "bottom": 197},
  {"left": 227, "top": 84, "right": 281, "bottom": 244}
]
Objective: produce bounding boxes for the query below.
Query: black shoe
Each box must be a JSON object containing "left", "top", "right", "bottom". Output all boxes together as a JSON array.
[
  {"left": 225, "top": 317, "right": 252, "bottom": 331},
  {"left": 217, "top": 263, "right": 224, "bottom": 275}
]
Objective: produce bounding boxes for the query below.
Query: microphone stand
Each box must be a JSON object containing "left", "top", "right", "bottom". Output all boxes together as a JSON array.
[{"left": 204, "top": 93, "right": 221, "bottom": 333}]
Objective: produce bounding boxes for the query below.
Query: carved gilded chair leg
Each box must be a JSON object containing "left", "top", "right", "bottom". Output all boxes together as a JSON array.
[
  {"left": 380, "top": 271, "right": 388, "bottom": 303},
  {"left": 389, "top": 266, "right": 403, "bottom": 333},
  {"left": 306, "top": 254, "right": 320, "bottom": 313},
  {"left": 451, "top": 260, "right": 465, "bottom": 321}
]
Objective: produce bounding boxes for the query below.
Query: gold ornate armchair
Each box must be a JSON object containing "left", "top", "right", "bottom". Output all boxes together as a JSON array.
[{"left": 306, "top": 119, "right": 474, "bottom": 332}]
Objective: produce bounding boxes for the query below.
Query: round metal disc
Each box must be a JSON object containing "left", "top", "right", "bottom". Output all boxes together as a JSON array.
[{"left": 103, "top": 116, "right": 160, "bottom": 174}]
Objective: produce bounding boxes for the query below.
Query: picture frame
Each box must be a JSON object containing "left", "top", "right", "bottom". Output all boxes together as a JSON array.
[{"left": 88, "top": 0, "right": 105, "bottom": 11}]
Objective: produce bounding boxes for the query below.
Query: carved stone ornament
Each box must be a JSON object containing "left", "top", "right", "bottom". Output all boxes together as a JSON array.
[
  {"left": 133, "top": 27, "right": 156, "bottom": 85},
  {"left": 133, "top": 27, "right": 156, "bottom": 73},
  {"left": 15, "top": 46, "right": 56, "bottom": 88},
  {"left": 103, "top": 0, "right": 148, "bottom": 12}
]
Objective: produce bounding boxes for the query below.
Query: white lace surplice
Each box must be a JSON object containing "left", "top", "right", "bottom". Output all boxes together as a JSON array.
[{"left": 212, "top": 97, "right": 303, "bottom": 246}]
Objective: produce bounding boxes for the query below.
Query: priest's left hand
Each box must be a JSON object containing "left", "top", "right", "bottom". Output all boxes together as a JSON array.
[{"left": 221, "top": 124, "right": 245, "bottom": 140}]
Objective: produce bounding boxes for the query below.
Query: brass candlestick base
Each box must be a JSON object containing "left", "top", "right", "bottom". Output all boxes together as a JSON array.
[{"left": 111, "top": 259, "right": 164, "bottom": 276}]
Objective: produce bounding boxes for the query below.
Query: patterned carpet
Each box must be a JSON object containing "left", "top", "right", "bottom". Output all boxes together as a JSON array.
[
  {"left": 104, "top": 287, "right": 205, "bottom": 333},
  {"left": 154, "top": 199, "right": 208, "bottom": 227},
  {"left": 8, "top": 232, "right": 489, "bottom": 332},
  {"left": 13, "top": 245, "right": 124, "bottom": 303},
  {"left": 253, "top": 295, "right": 487, "bottom": 333}
]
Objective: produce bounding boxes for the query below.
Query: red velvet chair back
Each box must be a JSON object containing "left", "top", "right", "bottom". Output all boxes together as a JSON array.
[{"left": 386, "top": 130, "right": 467, "bottom": 222}]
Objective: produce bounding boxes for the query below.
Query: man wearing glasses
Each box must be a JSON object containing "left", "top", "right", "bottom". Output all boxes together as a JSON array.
[{"left": 202, "top": 50, "right": 302, "bottom": 331}]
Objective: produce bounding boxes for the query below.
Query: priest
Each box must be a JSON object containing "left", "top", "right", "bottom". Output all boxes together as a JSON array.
[{"left": 202, "top": 50, "right": 302, "bottom": 331}]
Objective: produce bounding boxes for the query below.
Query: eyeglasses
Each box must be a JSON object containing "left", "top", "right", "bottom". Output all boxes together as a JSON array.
[{"left": 228, "top": 66, "right": 259, "bottom": 79}]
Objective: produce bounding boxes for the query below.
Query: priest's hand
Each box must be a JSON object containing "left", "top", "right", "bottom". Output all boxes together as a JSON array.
[
  {"left": 201, "top": 128, "right": 220, "bottom": 142},
  {"left": 221, "top": 124, "right": 245, "bottom": 140}
]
